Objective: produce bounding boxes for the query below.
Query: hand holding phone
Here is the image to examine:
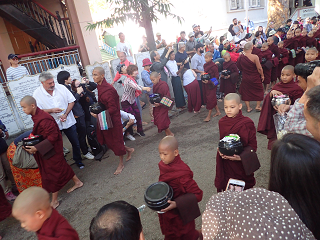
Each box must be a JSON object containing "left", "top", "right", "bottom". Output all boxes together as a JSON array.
[{"left": 226, "top": 178, "right": 245, "bottom": 192}]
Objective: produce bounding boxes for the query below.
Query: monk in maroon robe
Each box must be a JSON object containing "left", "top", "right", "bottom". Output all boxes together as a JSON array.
[
  {"left": 252, "top": 46, "right": 262, "bottom": 60},
  {"left": 257, "top": 65, "right": 303, "bottom": 149},
  {"left": 237, "top": 42, "right": 264, "bottom": 112},
  {"left": 203, "top": 53, "right": 220, "bottom": 122},
  {"left": 277, "top": 41, "right": 289, "bottom": 79},
  {"left": 220, "top": 53, "right": 239, "bottom": 96},
  {"left": 13, "top": 187, "right": 79, "bottom": 240},
  {"left": 151, "top": 72, "right": 174, "bottom": 136},
  {"left": 20, "top": 96, "right": 83, "bottom": 209},
  {"left": 294, "top": 28, "right": 306, "bottom": 65},
  {"left": 267, "top": 37, "right": 280, "bottom": 84},
  {"left": 92, "top": 67, "right": 128, "bottom": 175},
  {"left": 283, "top": 31, "right": 298, "bottom": 66},
  {"left": 260, "top": 43, "right": 273, "bottom": 94},
  {"left": 0, "top": 185, "right": 11, "bottom": 222},
  {"left": 158, "top": 136, "right": 203, "bottom": 240},
  {"left": 306, "top": 33, "right": 317, "bottom": 48},
  {"left": 216, "top": 93, "right": 259, "bottom": 192}
]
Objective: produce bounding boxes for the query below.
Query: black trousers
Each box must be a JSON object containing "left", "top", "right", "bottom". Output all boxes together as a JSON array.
[{"left": 75, "top": 115, "right": 89, "bottom": 155}]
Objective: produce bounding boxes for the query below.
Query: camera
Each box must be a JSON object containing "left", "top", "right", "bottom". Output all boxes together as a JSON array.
[
  {"left": 0, "top": 123, "right": 6, "bottom": 138},
  {"left": 149, "top": 93, "right": 161, "bottom": 104},
  {"left": 221, "top": 70, "right": 231, "bottom": 76},
  {"left": 261, "top": 58, "right": 267, "bottom": 64},
  {"left": 294, "top": 60, "right": 320, "bottom": 79}
]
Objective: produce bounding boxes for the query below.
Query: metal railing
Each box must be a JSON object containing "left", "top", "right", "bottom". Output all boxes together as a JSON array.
[
  {"left": 101, "top": 43, "right": 117, "bottom": 56},
  {"left": 0, "top": 61, "right": 6, "bottom": 86},
  {"left": 12, "top": 0, "right": 75, "bottom": 46},
  {"left": 18, "top": 46, "right": 81, "bottom": 75}
]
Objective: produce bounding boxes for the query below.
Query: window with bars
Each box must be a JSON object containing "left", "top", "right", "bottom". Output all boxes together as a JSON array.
[
  {"left": 249, "top": 0, "right": 262, "bottom": 8},
  {"left": 230, "top": 0, "right": 244, "bottom": 10}
]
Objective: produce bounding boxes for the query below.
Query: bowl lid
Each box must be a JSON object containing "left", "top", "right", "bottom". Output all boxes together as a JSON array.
[
  {"left": 145, "top": 182, "right": 170, "bottom": 202},
  {"left": 220, "top": 134, "right": 240, "bottom": 143}
]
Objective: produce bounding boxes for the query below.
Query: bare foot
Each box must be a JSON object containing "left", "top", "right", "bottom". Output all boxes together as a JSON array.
[
  {"left": 201, "top": 105, "right": 205, "bottom": 108},
  {"left": 126, "top": 148, "right": 135, "bottom": 161},
  {"left": 114, "top": 165, "right": 124, "bottom": 175},
  {"left": 212, "top": 112, "right": 221, "bottom": 117},
  {"left": 247, "top": 108, "right": 253, "bottom": 113},
  {"left": 142, "top": 122, "right": 148, "bottom": 126},
  {"left": 67, "top": 181, "right": 83, "bottom": 193},
  {"left": 204, "top": 117, "right": 211, "bottom": 122},
  {"left": 167, "top": 133, "right": 174, "bottom": 136},
  {"left": 194, "top": 111, "right": 200, "bottom": 113},
  {"left": 51, "top": 200, "right": 60, "bottom": 209}
]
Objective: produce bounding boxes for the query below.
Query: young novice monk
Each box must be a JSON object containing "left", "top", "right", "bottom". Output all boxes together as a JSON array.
[
  {"left": 150, "top": 72, "right": 174, "bottom": 136},
  {"left": 267, "top": 37, "right": 280, "bottom": 87},
  {"left": 202, "top": 52, "right": 221, "bottom": 122},
  {"left": 12, "top": 187, "right": 79, "bottom": 240},
  {"left": 260, "top": 42, "right": 274, "bottom": 94},
  {"left": 220, "top": 52, "right": 239, "bottom": 96},
  {"left": 20, "top": 96, "right": 83, "bottom": 209},
  {"left": 283, "top": 31, "right": 298, "bottom": 66},
  {"left": 294, "top": 28, "right": 306, "bottom": 65},
  {"left": 305, "top": 47, "right": 319, "bottom": 62},
  {"left": 257, "top": 65, "right": 304, "bottom": 149},
  {"left": 158, "top": 136, "right": 203, "bottom": 240},
  {"left": 277, "top": 41, "right": 289, "bottom": 80},
  {"left": 216, "top": 93, "right": 259, "bottom": 192},
  {"left": 306, "top": 31, "right": 317, "bottom": 48}
]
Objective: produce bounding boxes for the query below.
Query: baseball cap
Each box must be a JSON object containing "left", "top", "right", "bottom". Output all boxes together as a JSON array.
[
  {"left": 188, "top": 32, "right": 195, "bottom": 38},
  {"left": 222, "top": 39, "right": 229, "bottom": 45},
  {"left": 156, "top": 32, "right": 161, "bottom": 36},
  {"left": 195, "top": 43, "right": 204, "bottom": 50},
  {"left": 8, "top": 53, "right": 18, "bottom": 60},
  {"left": 269, "top": 30, "right": 276, "bottom": 36},
  {"left": 192, "top": 24, "right": 198, "bottom": 29}
]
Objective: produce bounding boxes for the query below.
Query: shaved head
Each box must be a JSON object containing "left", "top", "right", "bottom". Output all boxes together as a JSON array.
[
  {"left": 306, "top": 47, "right": 318, "bottom": 54},
  {"left": 205, "top": 52, "right": 213, "bottom": 58},
  {"left": 159, "top": 136, "right": 178, "bottom": 151},
  {"left": 20, "top": 95, "right": 37, "bottom": 106},
  {"left": 223, "top": 52, "right": 230, "bottom": 58},
  {"left": 13, "top": 187, "right": 50, "bottom": 215},
  {"left": 282, "top": 65, "right": 295, "bottom": 73},
  {"left": 150, "top": 71, "right": 160, "bottom": 78},
  {"left": 93, "top": 67, "right": 105, "bottom": 76},
  {"left": 224, "top": 93, "right": 241, "bottom": 104},
  {"left": 244, "top": 42, "right": 253, "bottom": 51},
  {"left": 267, "top": 37, "right": 274, "bottom": 43},
  {"left": 262, "top": 42, "right": 269, "bottom": 48}
]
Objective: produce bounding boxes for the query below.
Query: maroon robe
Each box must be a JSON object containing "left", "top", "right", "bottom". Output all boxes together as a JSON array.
[
  {"left": 203, "top": 61, "right": 218, "bottom": 110},
  {"left": 257, "top": 80, "right": 303, "bottom": 149},
  {"left": 252, "top": 46, "right": 262, "bottom": 61},
  {"left": 32, "top": 108, "right": 74, "bottom": 193},
  {"left": 96, "top": 79, "right": 126, "bottom": 156},
  {"left": 153, "top": 80, "right": 171, "bottom": 132},
  {"left": 283, "top": 38, "right": 298, "bottom": 66},
  {"left": 295, "top": 35, "right": 306, "bottom": 65},
  {"left": 237, "top": 54, "right": 264, "bottom": 101},
  {"left": 306, "top": 36, "right": 317, "bottom": 48},
  {"left": 277, "top": 48, "right": 290, "bottom": 79},
  {"left": 0, "top": 185, "right": 11, "bottom": 222},
  {"left": 37, "top": 208, "right": 79, "bottom": 240},
  {"left": 269, "top": 43, "right": 280, "bottom": 82},
  {"left": 184, "top": 80, "right": 202, "bottom": 112},
  {"left": 215, "top": 111, "right": 257, "bottom": 191},
  {"left": 260, "top": 49, "right": 273, "bottom": 84},
  {"left": 158, "top": 155, "right": 203, "bottom": 240},
  {"left": 220, "top": 60, "right": 239, "bottom": 95}
]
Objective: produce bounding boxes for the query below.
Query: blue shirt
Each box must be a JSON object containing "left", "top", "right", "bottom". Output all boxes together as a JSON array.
[{"left": 141, "top": 70, "right": 153, "bottom": 94}]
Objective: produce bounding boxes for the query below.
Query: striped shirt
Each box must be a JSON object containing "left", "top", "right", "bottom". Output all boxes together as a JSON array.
[
  {"left": 121, "top": 76, "right": 143, "bottom": 104},
  {"left": 6, "top": 66, "right": 29, "bottom": 81}
]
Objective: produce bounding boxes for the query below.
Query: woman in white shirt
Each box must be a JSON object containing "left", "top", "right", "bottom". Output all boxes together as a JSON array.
[
  {"left": 166, "top": 51, "right": 186, "bottom": 108},
  {"left": 179, "top": 68, "right": 202, "bottom": 113}
]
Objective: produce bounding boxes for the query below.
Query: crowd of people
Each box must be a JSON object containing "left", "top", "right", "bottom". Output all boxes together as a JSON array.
[{"left": 1, "top": 15, "right": 320, "bottom": 240}]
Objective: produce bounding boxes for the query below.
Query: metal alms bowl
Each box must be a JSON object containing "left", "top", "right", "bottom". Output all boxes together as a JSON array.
[{"left": 271, "top": 94, "right": 290, "bottom": 107}]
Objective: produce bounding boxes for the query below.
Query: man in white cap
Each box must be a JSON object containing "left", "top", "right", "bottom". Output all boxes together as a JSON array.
[
  {"left": 155, "top": 32, "right": 167, "bottom": 49},
  {"left": 186, "top": 32, "right": 196, "bottom": 57}
]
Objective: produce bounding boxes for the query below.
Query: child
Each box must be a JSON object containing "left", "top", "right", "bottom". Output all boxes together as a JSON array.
[
  {"left": 294, "top": 28, "right": 306, "bottom": 64},
  {"left": 306, "top": 31, "right": 317, "bottom": 48},
  {"left": 220, "top": 52, "right": 239, "bottom": 96},
  {"left": 283, "top": 31, "right": 298, "bottom": 66},
  {"left": 257, "top": 65, "right": 304, "bottom": 149},
  {"left": 277, "top": 41, "right": 289, "bottom": 80},
  {"left": 157, "top": 136, "right": 203, "bottom": 240},
  {"left": 260, "top": 43, "right": 273, "bottom": 94},
  {"left": 202, "top": 52, "right": 221, "bottom": 122},
  {"left": 150, "top": 72, "right": 174, "bottom": 136},
  {"left": 20, "top": 96, "right": 83, "bottom": 209},
  {"left": 267, "top": 37, "right": 280, "bottom": 87},
  {"left": 141, "top": 58, "right": 154, "bottom": 122},
  {"left": 179, "top": 68, "right": 202, "bottom": 113},
  {"left": 305, "top": 47, "right": 318, "bottom": 62},
  {"left": 216, "top": 93, "right": 259, "bottom": 192},
  {"left": 12, "top": 187, "right": 79, "bottom": 240}
]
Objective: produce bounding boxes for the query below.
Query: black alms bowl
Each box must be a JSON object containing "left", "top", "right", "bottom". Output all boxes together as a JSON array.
[
  {"left": 219, "top": 136, "right": 244, "bottom": 156},
  {"left": 22, "top": 135, "right": 43, "bottom": 147},
  {"left": 144, "top": 182, "right": 173, "bottom": 211},
  {"left": 201, "top": 73, "right": 211, "bottom": 81},
  {"left": 149, "top": 93, "right": 161, "bottom": 104},
  {"left": 89, "top": 102, "right": 105, "bottom": 114}
]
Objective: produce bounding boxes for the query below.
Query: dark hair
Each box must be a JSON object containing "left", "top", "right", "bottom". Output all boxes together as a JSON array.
[
  {"left": 258, "top": 25, "right": 264, "bottom": 34},
  {"left": 219, "top": 36, "right": 225, "bottom": 43},
  {"left": 150, "top": 51, "right": 157, "bottom": 62},
  {"left": 90, "top": 201, "right": 142, "bottom": 240},
  {"left": 245, "top": 33, "right": 252, "bottom": 39},
  {"left": 233, "top": 18, "right": 237, "bottom": 21},
  {"left": 306, "top": 85, "right": 320, "bottom": 121},
  {"left": 195, "top": 32, "right": 201, "bottom": 38},
  {"left": 269, "top": 133, "right": 320, "bottom": 239},
  {"left": 287, "top": 19, "right": 292, "bottom": 23},
  {"left": 255, "top": 31, "right": 260, "bottom": 38},
  {"left": 71, "top": 79, "right": 78, "bottom": 92},
  {"left": 126, "top": 65, "right": 138, "bottom": 75},
  {"left": 57, "top": 71, "right": 70, "bottom": 85}
]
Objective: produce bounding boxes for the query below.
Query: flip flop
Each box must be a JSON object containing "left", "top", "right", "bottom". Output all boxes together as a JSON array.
[
  {"left": 247, "top": 109, "right": 253, "bottom": 113},
  {"left": 255, "top": 108, "right": 262, "bottom": 112}
]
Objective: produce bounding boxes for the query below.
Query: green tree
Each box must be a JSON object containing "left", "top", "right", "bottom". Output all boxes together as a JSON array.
[{"left": 86, "top": 0, "right": 183, "bottom": 51}]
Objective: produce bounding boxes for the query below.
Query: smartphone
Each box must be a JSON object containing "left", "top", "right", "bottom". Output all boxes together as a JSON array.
[{"left": 225, "top": 178, "right": 245, "bottom": 192}]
